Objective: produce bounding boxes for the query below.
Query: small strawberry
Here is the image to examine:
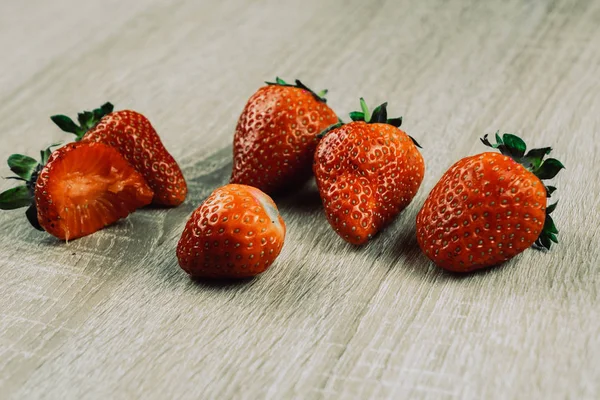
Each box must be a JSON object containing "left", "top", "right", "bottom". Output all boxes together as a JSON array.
[
  {"left": 416, "top": 133, "right": 564, "bottom": 272},
  {"left": 230, "top": 77, "right": 339, "bottom": 194},
  {"left": 176, "top": 184, "right": 286, "bottom": 279},
  {"left": 314, "top": 99, "right": 425, "bottom": 245},
  {"left": 50, "top": 103, "right": 187, "bottom": 206},
  {"left": 0, "top": 142, "right": 153, "bottom": 240}
]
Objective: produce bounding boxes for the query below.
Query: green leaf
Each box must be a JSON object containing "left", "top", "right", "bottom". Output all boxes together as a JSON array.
[
  {"left": 0, "top": 186, "right": 32, "bottom": 210},
  {"left": 50, "top": 115, "right": 81, "bottom": 135},
  {"left": 409, "top": 136, "right": 422, "bottom": 149},
  {"left": 94, "top": 102, "right": 114, "bottom": 120},
  {"left": 26, "top": 203, "right": 43, "bottom": 231},
  {"left": 480, "top": 134, "right": 494, "bottom": 148},
  {"left": 77, "top": 111, "right": 95, "bottom": 130},
  {"left": 349, "top": 111, "right": 365, "bottom": 122},
  {"left": 317, "top": 89, "right": 328, "bottom": 98},
  {"left": 546, "top": 201, "right": 558, "bottom": 214},
  {"left": 502, "top": 134, "right": 526, "bottom": 158},
  {"left": 543, "top": 214, "right": 558, "bottom": 235},
  {"left": 540, "top": 235, "right": 551, "bottom": 250},
  {"left": 521, "top": 147, "right": 552, "bottom": 170},
  {"left": 7, "top": 154, "right": 38, "bottom": 180},
  {"left": 545, "top": 185, "right": 557, "bottom": 197},
  {"left": 548, "top": 232, "right": 558, "bottom": 244},
  {"left": 495, "top": 132, "right": 503, "bottom": 145},
  {"left": 359, "top": 98, "right": 370, "bottom": 123},
  {"left": 316, "top": 122, "right": 343, "bottom": 139},
  {"left": 386, "top": 117, "right": 402, "bottom": 127},
  {"left": 370, "top": 103, "right": 388, "bottom": 123},
  {"left": 276, "top": 77, "right": 287, "bottom": 85},
  {"left": 524, "top": 147, "right": 552, "bottom": 159},
  {"left": 536, "top": 158, "right": 565, "bottom": 179},
  {"left": 40, "top": 142, "right": 61, "bottom": 165}
]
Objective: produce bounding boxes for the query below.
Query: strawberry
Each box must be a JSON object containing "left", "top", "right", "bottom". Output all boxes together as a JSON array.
[
  {"left": 0, "top": 142, "right": 153, "bottom": 240},
  {"left": 230, "top": 77, "right": 339, "bottom": 194},
  {"left": 313, "top": 99, "right": 425, "bottom": 245},
  {"left": 416, "top": 133, "right": 564, "bottom": 272},
  {"left": 50, "top": 103, "right": 187, "bottom": 206},
  {"left": 176, "top": 184, "right": 286, "bottom": 279}
]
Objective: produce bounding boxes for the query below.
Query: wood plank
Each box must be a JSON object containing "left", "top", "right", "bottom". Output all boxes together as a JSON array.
[{"left": 1, "top": 0, "right": 598, "bottom": 398}]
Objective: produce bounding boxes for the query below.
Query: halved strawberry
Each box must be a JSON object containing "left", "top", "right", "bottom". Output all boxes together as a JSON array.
[
  {"left": 51, "top": 103, "right": 187, "bottom": 206},
  {"left": 0, "top": 142, "right": 153, "bottom": 240}
]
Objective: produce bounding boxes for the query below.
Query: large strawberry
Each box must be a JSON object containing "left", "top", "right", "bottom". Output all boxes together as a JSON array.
[
  {"left": 314, "top": 99, "right": 425, "bottom": 245},
  {"left": 177, "top": 184, "right": 285, "bottom": 279},
  {"left": 416, "top": 133, "right": 564, "bottom": 272},
  {"left": 50, "top": 103, "right": 187, "bottom": 206},
  {"left": 230, "top": 77, "right": 339, "bottom": 194},
  {"left": 0, "top": 142, "right": 153, "bottom": 240}
]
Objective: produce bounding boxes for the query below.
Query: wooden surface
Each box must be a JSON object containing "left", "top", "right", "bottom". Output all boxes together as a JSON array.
[{"left": 1, "top": 0, "right": 599, "bottom": 399}]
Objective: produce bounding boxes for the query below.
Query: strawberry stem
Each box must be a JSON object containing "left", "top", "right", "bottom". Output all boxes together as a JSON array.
[
  {"left": 265, "top": 77, "right": 329, "bottom": 103},
  {"left": 481, "top": 132, "right": 564, "bottom": 250}
]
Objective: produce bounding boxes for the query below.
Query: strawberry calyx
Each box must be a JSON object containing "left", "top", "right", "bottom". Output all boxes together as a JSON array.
[
  {"left": 318, "top": 98, "right": 422, "bottom": 148},
  {"left": 265, "top": 77, "right": 329, "bottom": 103},
  {"left": 0, "top": 143, "right": 61, "bottom": 230},
  {"left": 481, "top": 132, "right": 565, "bottom": 250},
  {"left": 51, "top": 102, "right": 114, "bottom": 141}
]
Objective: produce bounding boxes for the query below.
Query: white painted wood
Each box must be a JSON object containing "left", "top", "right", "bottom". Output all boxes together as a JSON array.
[{"left": 0, "top": 0, "right": 598, "bottom": 398}]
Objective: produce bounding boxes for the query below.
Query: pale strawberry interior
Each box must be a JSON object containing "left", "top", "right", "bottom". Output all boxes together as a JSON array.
[
  {"left": 50, "top": 145, "right": 153, "bottom": 240},
  {"left": 247, "top": 186, "right": 284, "bottom": 238}
]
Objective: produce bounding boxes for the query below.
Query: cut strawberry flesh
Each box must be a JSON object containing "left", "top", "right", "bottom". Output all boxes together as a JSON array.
[{"left": 37, "top": 142, "right": 153, "bottom": 240}]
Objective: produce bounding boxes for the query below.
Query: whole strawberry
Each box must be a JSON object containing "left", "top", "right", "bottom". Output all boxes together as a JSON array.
[
  {"left": 176, "top": 184, "right": 286, "bottom": 279},
  {"left": 416, "top": 133, "right": 564, "bottom": 272},
  {"left": 51, "top": 103, "right": 187, "bottom": 206},
  {"left": 0, "top": 142, "right": 153, "bottom": 241},
  {"left": 314, "top": 99, "right": 425, "bottom": 245},
  {"left": 230, "top": 78, "right": 339, "bottom": 194}
]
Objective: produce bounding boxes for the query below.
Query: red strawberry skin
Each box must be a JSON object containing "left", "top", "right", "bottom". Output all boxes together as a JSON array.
[
  {"left": 35, "top": 142, "right": 153, "bottom": 241},
  {"left": 314, "top": 121, "right": 425, "bottom": 245},
  {"left": 230, "top": 85, "right": 339, "bottom": 194},
  {"left": 416, "top": 152, "right": 547, "bottom": 272},
  {"left": 82, "top": 110, "right": 187, "bottom": 206},
  {"left": 176, "top": 184, "right": 286, "bottom": 279}
]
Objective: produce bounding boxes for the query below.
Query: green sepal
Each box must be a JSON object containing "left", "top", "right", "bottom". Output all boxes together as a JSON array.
[
  {"left": 265, "top": 77, "right": 329, "bottom": 103},
  {"left": 51, "top": 102, "right": 113, "bottom": 140},
  {"left": 502, "top": 134, "right": 526, "bottom": 158},
  {"left": 316, "top": 122, "right": 343, "bottom": 139},
  {"left": 481, "top": 132, "right": 526, "bottom": 159},
  {"left": 521, "top": 147, "right": 552, "bottom": 170},
  {"left": 349, "top": 112, "right": 365, "bottom": 122},
  {"left": 0, "top": 186, "right": 32, "bottom": 210},
  {"left": 546, "top": 201, "right": 558, "bottom": 215},
  {"left": 545, "top": 185, "right": 556, "bottom": 197},
  {"left": 40, "top": 142, "right": 62, "bottom": 165},
  {"left": 348, "top": 98, "right": 420, "bottom": 148},
  {"left": 1, "top": 142, "right": 60, "bottom": 230},
  {"left": 26, "top": 203, "right": 43, "bottom": 231},
  {"left": 481, "top": 132, "right": 564, "bottom": 251},
  {"left": 386, "top": 117, "right": 403, "bottom": 128},
  {"left": 50, "top": 115, "right": 81, "bottom": 135},
  {"left": 410, "top": 136, "right": 423, "bottom": 149},
  {"left": 534, "top": 213, "right": 559, "bottom": 250},
  {"left": 535, "top": 158, "right": 565, "bottom": 180},
  {"left": 7, "top": 154, "right": 38, "bottom": 180},
  {"left": 370, "top": 102, "right": 388, "bottom": 123}
]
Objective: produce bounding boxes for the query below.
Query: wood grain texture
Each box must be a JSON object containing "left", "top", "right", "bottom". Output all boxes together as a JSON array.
[{"left": 1, "top": 0, "right": 599, "bottom": 398}]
